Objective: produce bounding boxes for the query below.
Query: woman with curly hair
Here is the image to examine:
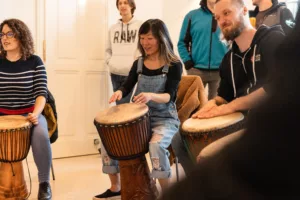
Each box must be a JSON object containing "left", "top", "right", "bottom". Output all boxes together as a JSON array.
[{"left": 0, "top": 19, "right": 52, "bottom": 200}]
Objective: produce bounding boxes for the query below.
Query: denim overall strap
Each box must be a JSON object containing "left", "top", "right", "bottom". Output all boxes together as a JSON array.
[
  {"left": 137, "top": 57, "right": 144, "bottom": 74},
  {"left": 162, "top": 64, "right": 169, "bottom": 74}
]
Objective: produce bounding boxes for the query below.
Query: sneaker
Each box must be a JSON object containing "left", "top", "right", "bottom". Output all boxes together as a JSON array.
[{"left": 93, "top": 189, "right": 121, "bottom": 200}]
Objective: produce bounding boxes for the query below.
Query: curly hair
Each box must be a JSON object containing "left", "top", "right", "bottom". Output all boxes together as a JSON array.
[{"left": 0, "top": 18, "right": 35, "bottom": 60}]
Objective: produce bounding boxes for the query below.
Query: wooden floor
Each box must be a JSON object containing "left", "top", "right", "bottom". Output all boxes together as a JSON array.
[{"left": 21, "top": 154, "right": 186, "bottom": 200}]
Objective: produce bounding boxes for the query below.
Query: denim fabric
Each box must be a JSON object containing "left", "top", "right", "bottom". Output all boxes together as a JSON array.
[
  {"left": 100, "top": 141, "right": 120, "bottom": 174},
  {"left": 134, "top": 58, "right": 180, "bottom": 179},
  {"left": 102, "top": 58, "right": 180, "bottom": 179},
  {"left": 30, "top": 114, "right": 52, "bottom": 183},
  {"left": 110, "top": 73, "right": 133, "bottom": 105}
]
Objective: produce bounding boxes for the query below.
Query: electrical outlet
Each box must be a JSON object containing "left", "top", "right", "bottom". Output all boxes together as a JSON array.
[{"left": 94, "top": 138, "right": 100, "bottom": 145}]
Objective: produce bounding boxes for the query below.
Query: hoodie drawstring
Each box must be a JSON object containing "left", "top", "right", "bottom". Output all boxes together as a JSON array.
[
  {"left": 231, "top": 44, "right": 258, "bottom": 98},
  {"left": 252, "top": 45, "right": 257, "bottom": 86},
  {"left": 230, "top": 52, "right": 237, "bottom": 98}
]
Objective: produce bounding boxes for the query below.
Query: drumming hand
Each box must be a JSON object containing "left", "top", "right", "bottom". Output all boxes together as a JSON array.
[
  {"left": 109, "top": 90, "right": 123, "bottom": 104},
  {"left": 196, "top": 104, "right": 234, "bottom": 119},
  {"left": 27, "top": 113, "right": 39, "bottom": 125},
  {"left": 133, "top": 92, "right": 152, "bottom": 104},
  {"left": 192, "top": 100, "right": 217, "bottom": 118}
]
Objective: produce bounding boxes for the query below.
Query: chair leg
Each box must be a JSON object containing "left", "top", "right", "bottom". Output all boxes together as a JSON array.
[
  {"left": 51, "top": 162, "right": 55, "bottom": 181},
  {"left": 175, "top": 157, "right": 179, "bottom": 182}
]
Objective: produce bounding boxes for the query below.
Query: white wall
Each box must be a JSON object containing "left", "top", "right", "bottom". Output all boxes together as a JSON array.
[
  {"left": 0, "top": 0, "right": 37, "bottom": 49},
  {"left": 107, "top": 0, "right": 163, "bottom": 27}
]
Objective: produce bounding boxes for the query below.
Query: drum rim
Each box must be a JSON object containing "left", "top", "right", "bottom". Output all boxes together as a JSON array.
[
  {"left": 181, "top": 112, "right": 244, "bottom": 133},
  {"left": 0, "top": 115, "right": 33, "bottom": 131},
  {"left": 180, "top": 117, "right": 245, "bottom": 136},
  {"left": 94, "top": 112, "right": 150, "bottom": 127},
  {"left": 0, "top": 124, "right": 33, "bottom": 133},
  {"left": 94, "top": 103, "right": 149, "bottom": 125}
]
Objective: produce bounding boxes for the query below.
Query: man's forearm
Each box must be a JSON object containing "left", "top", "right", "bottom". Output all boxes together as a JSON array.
[{"left": 226, "top": 88, "right": 267, "bottom": 112}]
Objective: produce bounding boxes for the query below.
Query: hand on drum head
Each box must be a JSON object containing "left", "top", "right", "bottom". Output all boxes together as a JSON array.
[
  {"left": 192, "top": 100, "right": 218, "bottom": 118},
  {"left": 192, "top": 104, "right": 234, "bottom": 119},
  {"left": 27, "top": 113, "right": 39, "bottom": 125},
  {"left": 109, "top": 90, "right": 123, "bottom": 104},
  {"left": 132, "top": 92, "right": 152, "bottom": 104}
]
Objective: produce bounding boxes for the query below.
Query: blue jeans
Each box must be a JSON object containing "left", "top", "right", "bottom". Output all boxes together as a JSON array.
[
  {"left": 110, "top": 73, "right": 133, "bottom": 105},
  {"left": 100, "top": 117, "right": 180, "bottom": 179},
  {"left": 31, "top": 114, "right": 52, "bottom": 183},
  {"left": 171, "top": 132, "right": 195, "bottom": 177}
]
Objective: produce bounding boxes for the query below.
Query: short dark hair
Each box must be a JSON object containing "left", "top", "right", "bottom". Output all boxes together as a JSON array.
[
  {"left": 116, "top": 0, "right": 136, "bottom": 15},
  {"left": 0, "top": 18, "right": 34, "bottom": 60}
]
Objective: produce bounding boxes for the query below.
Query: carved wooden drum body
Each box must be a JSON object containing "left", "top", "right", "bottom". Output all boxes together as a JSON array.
[
  {"left": 0, "top": 115, "right": 32, "bottom": 199},
  {"left": 180, "top": 112, "right": 245, "bottom": 163},
  {"left": 94, "top": 103, "right": 158, "bottom": 200}
]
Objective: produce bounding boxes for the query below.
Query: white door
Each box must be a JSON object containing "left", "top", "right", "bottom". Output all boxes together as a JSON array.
[{"left": 45, "top": 0, "right": 109, "bottom": 158}]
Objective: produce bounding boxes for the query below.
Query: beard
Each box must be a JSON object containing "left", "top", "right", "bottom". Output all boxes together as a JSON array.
[{"left": 221, "top": 15, "right": 246, "bottom": 41}]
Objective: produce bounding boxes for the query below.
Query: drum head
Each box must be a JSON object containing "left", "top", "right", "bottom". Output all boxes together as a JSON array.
[
  {"left": 95, "top": 103, "right": 149, "bottom": 125},
  {"left": 0, "top": 115, "right": 32, "bottom": 130},
  {"left": 182, "top": 112, "right": 244, "bottom": 133}
]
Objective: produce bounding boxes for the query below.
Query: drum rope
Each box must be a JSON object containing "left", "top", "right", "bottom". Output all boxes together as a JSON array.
[
  {"left": 9, "top": 162, "right": 15, "bottom": 176},
  {"left": 24, "top": 158, "right": 32, "bottom": 199}
]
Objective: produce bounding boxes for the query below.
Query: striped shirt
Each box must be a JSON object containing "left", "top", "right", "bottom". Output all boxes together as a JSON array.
[{"left": 0, "top": 55, "right": 48, "bottom": 115}]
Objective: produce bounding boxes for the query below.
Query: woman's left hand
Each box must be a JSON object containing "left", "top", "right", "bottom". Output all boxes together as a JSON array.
[
  {"left": 27, "top": 113, "right": 39, "bottom": 125},
  {"left": 133, "top": 92, "right": 153, "bottom": 104}
]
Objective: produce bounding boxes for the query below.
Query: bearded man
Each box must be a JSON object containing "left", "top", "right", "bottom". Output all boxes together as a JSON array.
[
  {"left": 171, "top": 0, "right": 286, "bottom": 179},
  {"left": 192, "top": 0, "right": 285, "bottom": 119}
]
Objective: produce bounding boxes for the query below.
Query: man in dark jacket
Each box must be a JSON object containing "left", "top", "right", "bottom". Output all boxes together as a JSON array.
[
  {"left": 192, "top": 0, "right": 285, "bottom": 119},
  {"left": 160, "top": 2, "right": 300, "bottom": 199},
  {"left": 172, "top": 0, "right": 285, "bottom": 178},
  {"left": 250, "top": 0, "right": 295, "bottom": 35}
]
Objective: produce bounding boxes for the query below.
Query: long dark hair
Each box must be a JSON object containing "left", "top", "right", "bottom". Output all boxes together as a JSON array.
[
  {"left": 137, "top": 19, "right": 180, "bottom": 65},
  {"left": 0, "top": 19, "right": 34, "bottom": 60}
]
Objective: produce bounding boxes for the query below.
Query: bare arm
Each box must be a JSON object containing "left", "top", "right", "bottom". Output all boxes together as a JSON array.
[
  {"left": 27, "top": 96, "right": 46, "bottom": 125},
  {"left": 133, "top": 92, "right": 170, "bottom": 104},
  {"left": 225, "top": 87, "right": 266, "bottom": 112},
  {"left": 194, "top": 88, "right": 266, "bottom": 118}
]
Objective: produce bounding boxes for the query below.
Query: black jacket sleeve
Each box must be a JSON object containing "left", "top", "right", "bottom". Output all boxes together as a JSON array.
[
  {"left": 217, "top": 53, "right": 234, "bottom": 102},
  {"left": 260, "top": 29, "right": 285, "bottom": 93},
  {"left": 280, "top": 7, "right": 295, "bottom": 35},
  {"left": 119, "top": 60, "right": 138, "bottom": 97},
  {"left": 165, "top": 62, "right": 183, "bottom": 102}
]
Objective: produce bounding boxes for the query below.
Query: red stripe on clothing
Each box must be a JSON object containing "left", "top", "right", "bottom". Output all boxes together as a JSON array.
[{"left": 0, "top": 106, "right": 35, "bottom": 115}]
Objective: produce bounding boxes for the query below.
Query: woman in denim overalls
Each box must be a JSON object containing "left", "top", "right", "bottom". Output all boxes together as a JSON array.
[{"left": 102, "top": 19, "right": 183, "bottom": 197}]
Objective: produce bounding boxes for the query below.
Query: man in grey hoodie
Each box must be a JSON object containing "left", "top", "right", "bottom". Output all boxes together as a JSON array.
[{"left": 250, "top": 0, "right": 295, "bottom": 34}]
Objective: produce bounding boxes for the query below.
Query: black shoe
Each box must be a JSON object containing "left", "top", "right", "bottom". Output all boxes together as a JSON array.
[
  {"left": 93, "top": 189, "right": 121, "bottom": 200},
  {"left": 38, "top": 182, "right": 52, "bottom": 200}
]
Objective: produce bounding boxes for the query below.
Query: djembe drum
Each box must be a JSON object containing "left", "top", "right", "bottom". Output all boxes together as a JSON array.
[
  {"left": 180, "top": 112, "right": 245, "bottom": 163},
  {"left": 94, "top": 103, "right": 158, "bottom": 200},
  {"left": 197, "top": 129, "right": 245, "bottom": 163},
  {"left": 0, "top": 115, "right": 32, "bottom": 199}
]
